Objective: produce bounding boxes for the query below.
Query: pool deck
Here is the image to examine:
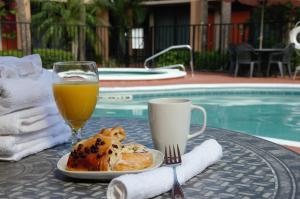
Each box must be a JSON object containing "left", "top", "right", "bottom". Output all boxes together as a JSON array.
[
  {"left": 100, "top": 72, "right": 300, "bottom": 154},
  {"left": 100, "top": 71, "right": 300, "bottom": 87}
]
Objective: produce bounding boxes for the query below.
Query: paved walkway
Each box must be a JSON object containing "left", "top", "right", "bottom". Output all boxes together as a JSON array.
[{"left": 100, "top": 72, "right": 300, "bottom": 154}]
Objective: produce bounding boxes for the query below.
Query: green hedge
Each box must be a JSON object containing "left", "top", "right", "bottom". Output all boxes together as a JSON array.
[
  {"left": 194, "top": 51, "right": 229, "bottom": 71},
  {"left": 34, "top": 49, "right": 74, "bottom": 69},
  {"left": 156, "top": 50, "right": 229, "bottom": 71},
  {"left": 157, "top": 50, "right": 190, "bottom": 68},
  {"left": 0, "top": 50, "right": 23, "bottom": 57},
  {"left": 0, "top": 49, "right": 74, "bottom": 69}
]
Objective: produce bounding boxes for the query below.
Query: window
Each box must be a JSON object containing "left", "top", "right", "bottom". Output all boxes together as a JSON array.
[{"left": 131, "top": 28, "right": 144, "bottom": 49}]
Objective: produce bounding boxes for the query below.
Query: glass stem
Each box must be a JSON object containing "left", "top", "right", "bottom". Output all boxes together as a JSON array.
[{"left": 71, "top": 128, "right": 82, "bottom": 146}]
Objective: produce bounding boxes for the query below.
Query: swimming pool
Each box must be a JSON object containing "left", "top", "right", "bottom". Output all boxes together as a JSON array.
[
  {"left": 98, "top": 68, "right": 186, "bottom": 80},
  {"left": 94, "top": 84, "right": 300, "bottom": 147}
]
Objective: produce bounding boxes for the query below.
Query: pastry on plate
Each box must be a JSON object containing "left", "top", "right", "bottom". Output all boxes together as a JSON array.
[
  {"left": 66, "top": 126, "right": 153, "bottom": 171},
  {"left": 113, "top": 143, "right": 154, "bottom": 171}
]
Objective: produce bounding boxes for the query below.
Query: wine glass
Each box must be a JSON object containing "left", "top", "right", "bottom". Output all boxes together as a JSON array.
[{"left": 52, "top": 61, "right": 99, "bottom": 147}]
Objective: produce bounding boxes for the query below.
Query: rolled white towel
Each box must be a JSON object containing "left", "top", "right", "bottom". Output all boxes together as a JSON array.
[
  {"left": 0, "top": 104, "right": 61, "bottom": 135},
  {"left": 107, "top": 139, "right": 223, "bottom": 199},
  {"left": 0, "top": 69, "right": 55, "bottom": 115},
  {"left": 0, "top": 54, "right": 43, "bottom": 79},
  {"left": 0, "top": 124, "right": 71, "bottom": 161}
]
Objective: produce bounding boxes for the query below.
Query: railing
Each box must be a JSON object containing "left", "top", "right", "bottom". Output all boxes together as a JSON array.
[
  {"left": 0, "top": 21, "right": 295, "bottom": 70},
  {"left": 144, "top": 45, "right": 193, "bottom": 74}
]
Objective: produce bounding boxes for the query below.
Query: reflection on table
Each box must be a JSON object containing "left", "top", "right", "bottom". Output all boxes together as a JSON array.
[{"left": 0, "top": 117, "right": 299, "bottom": 198}]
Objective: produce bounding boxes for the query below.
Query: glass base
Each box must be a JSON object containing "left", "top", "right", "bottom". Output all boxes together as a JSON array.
[
  {"left": 71, "top": 128, "right": 82, "bottom": 146},
  {"left": 57, "top": 128, "right": 83, "bottom": 156}
]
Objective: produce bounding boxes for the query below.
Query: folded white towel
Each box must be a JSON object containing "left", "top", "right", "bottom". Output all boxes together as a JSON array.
[
  {"left": 0, "top": 104, "right": 61, "bottom": 135},
  {"left": 107, "top": 139, "right": 223, "bottom": 199},
  {"left": 0, "top": 121, "right": 69, "bottom": 155},
  {"left": 0, "top": 124, "right": 70, "bottom": 161},
  {"left": 0, "top": 69, "right": 55, "bottom": 115},
  {"left": 0, "top": 54, "right": 43, "bottom": 79}
]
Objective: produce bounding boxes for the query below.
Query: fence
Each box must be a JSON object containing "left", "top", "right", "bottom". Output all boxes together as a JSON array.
[{"left": 0, "top": 20, "right": 294, "bottom": 70}]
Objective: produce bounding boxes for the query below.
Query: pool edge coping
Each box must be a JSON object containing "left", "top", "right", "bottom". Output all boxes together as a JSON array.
[
  {"left": 101, "top": 83, "right": 300, "bottom": 92},
  {"left": 98, "top": 68, "right": 187, "bottom": 80}
]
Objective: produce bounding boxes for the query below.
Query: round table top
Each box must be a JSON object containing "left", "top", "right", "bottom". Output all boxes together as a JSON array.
[{"left": 0, "top": 117, "right": 299, "bottom": 199}]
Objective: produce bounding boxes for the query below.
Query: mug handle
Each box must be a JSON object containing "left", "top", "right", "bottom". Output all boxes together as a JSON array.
[{"left": 187, "top": 105, "right": 207, "bottom": 140}]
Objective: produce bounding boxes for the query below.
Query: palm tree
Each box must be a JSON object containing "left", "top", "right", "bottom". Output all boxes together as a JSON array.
[
  {"left": 0, "top": 0, "right": 8, "bottom": 50},
  {"left": 88, "top": 0, "right": 111, "bottom": 63},
  {"left": 32, "top": 0, "right": 94, "bottom": 60},
  {"left": 108, "top": 0, "right": 145, "bottom": 28},
  {"left": 107, "top": 0, "right": 146, "bottom": 65}
]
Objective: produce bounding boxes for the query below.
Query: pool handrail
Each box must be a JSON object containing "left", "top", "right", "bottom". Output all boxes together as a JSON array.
[{"left": 144, "top": 45, "right": 194, "bottom": 75}]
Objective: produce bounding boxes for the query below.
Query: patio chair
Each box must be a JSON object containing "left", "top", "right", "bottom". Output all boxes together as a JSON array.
[
  {"left": 293, "top": 66, "right": 300, "bottom": 79},
  {"left": 234, "top": 43, "right": 260, "bottom": 78},
  {"left": 267, "top": 43, "right": 295, "bottom": 78},
  {"left": 227, "top": 43, "right": 236, "bottom": 76}
]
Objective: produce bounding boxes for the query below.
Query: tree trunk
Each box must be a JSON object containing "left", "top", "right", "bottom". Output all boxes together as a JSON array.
[
  {"left": 96, "top": 10, "right": 109, "bottom": 65},
  {"left": 15, "top": 0, "right": 31, "bottom": 55},
  {"left": 72, "top": 34, "right": 79, "bottom": 61},
  {"left": 78, "top": 6, "right": 86, "bottom": 61}
]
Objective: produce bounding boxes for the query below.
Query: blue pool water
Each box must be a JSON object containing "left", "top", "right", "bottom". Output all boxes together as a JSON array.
[{"left": 94, "top": 86, "right": 300, "bottom": 143}]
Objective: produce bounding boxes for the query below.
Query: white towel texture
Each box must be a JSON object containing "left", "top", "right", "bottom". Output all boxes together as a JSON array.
[
  {"left": 107, "top": 139, "right": 223, "bottom": 199},
  {"left": 0, "top": 54, "right": 43, "bottom": 79},
  {"left": 0, "top": 55, "right": 72, "bottom": 161},
  {"left": 0, "top": 69, "right": 54, "bottom": 115},
  {"left": 0, "top": 127, "right": 70, "bottom": 161},
  {"left": 0, "top": 104, "right": 60, "bottom": 135},
  {"left": 0, "top": 122, "right": 69, "bottom": 156}
]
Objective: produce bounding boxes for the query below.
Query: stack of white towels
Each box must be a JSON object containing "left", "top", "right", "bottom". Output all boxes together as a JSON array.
[{"left": 0, "top": 54, "right": 70, "bottom": 161}]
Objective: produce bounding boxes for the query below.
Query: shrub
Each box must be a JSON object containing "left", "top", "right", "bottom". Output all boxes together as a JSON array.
[
  {"left": 0, "top": 50, "right": 23, "bottom": 57},
  {"left": 0, "top": 49, "right": 74, "bottom": 69},
  {"left": 155, "top": 50, "right": 229, "bottom": 71},
  {"left": 34, "top": 49, "right": 74, "bottom": 69},
  {"left": 194, "top": 51, "right": 229, "bottom": 71},
  {"left": 156, "top": 50, "right": 190, "bottom": 68}
]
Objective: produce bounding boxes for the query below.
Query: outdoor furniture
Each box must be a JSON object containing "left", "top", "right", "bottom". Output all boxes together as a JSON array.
[
  {"left": 266, "top": 43, "right": 295, "bottom": 78},
  {"left": 293, "top": 65, "right": 300, "bottom": 79},
  {"left": 253, "top": 48, "right": 285, "bottom": 77},
  {"left": 234, "top": 43, "right": 260, "bottom": 77},
  {"left": 0, "top": 117, "right": 299, "bottom": 198}
]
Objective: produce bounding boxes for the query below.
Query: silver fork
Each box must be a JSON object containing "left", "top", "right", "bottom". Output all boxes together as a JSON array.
[{"left": 165, "top": 144, "right": 185, "bottom": 199}]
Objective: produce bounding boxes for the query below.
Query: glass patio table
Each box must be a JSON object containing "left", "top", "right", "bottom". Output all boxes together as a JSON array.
[{"left": 0, "top": 117, "right": 299, "bottom": 199}]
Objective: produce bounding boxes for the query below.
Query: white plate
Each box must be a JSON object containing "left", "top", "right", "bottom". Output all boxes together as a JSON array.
[{"left": 57, "top": 149, "right": 164, "bottom": 180}]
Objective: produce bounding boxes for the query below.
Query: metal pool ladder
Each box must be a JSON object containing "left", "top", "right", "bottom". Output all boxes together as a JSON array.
[{"left": 144, "top": 45, "right": 194, "bottom": 75}]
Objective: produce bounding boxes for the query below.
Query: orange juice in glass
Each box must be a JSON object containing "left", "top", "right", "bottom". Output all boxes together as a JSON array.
[{"left": 52, "top": 61, "right": 99, "bottom": 146}]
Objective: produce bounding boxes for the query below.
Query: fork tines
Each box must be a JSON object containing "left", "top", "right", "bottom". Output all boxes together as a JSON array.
[{"left": 165, "top": 144, "right": 182, "bottom": 164}]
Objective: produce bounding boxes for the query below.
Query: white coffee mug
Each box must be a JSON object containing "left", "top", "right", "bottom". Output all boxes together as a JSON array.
[{"left": 148, "top": 98, "right": 207, "bottom": 154}]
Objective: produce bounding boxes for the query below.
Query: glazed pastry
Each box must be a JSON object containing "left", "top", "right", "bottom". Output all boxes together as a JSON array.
[
  {"left": 66, "top": 130, "right": 122, "bottom": 171},
  {"left": 100, "top": 126, "right": 126, "bottom": 142},
  {"left": 66, "top": 127, "right": 153, "bottom": 171},
  {"left": 114, "top": 143, "right": 154, "bottom": 171}
]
